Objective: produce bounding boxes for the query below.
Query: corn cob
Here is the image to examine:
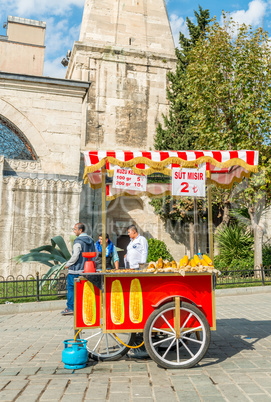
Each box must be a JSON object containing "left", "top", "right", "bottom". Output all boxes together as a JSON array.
[
  {"left": 203, "top": 254, "right": 213, "bottom": 266},
  {"left": 200, "top": 259, "right": 206, "bottom": 266},
  {"left": 129, "top": 279, "right": 143, "bottom": 324},
  {"left": 183, "top": 255, "right": 189, "bottom": 266},
  {"left": 83, "top": 281, "right": 96, "bottom": 326},
  {"left": 179, "top": 258, "right": 184, "bottom": 268},
  {"left": 193, "top": 255, "right": 201, "bottom": 266},
  {"left": 111, "top": 280, "right": 124, "bottom": 325},
  {"left": 172, "top": 260, "right": 177, "bottom": 269},
  {"left": 190, "top": 258, "right": 196, "bottom": 267},
  {"left": 156, "top": 257, "right": 163, "bottom": 268}
]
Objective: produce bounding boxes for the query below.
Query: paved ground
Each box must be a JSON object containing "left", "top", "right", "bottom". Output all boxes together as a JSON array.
[{"left": 0, "top": 293, "right": 270, "bottom": 402}]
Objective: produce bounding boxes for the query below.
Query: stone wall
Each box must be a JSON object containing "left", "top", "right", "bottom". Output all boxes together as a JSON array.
[
  {"left": 66, "top": 44, "right": 175, "bottom": 151},
  {"left": 0, "top": 158, "right": 82, "bottom": 277},
  {"left": 0, "top": 75, "right": 89, "bottom": 277},
  {"left": 0, "top": 73, "right": 89, "bottom": 176}
]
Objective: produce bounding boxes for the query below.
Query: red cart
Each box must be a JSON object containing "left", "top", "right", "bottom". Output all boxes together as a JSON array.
[{"left": 74, "top": 150, "right": 258, "bottom": 369}]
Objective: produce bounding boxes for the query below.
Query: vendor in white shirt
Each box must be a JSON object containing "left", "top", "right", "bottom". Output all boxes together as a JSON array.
[{"left": 124, "top": 225, "right": 148, "bottom": 269}]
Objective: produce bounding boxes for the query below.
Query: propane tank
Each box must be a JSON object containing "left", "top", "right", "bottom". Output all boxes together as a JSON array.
[{"left": 62, "top": 339, "right": 88, "bottom": 369}]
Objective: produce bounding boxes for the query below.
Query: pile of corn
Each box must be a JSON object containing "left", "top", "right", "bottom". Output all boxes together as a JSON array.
[{"left": 144, "top": 254, "right": 220, "bottom": 276}]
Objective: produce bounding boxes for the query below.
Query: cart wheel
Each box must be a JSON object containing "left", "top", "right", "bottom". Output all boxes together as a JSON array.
[
  {"left": 76, "top": 329, "right": 136, "bottom": 361},
  {"left": 143, "top": 301, "right": 210, "bottom": 369}
]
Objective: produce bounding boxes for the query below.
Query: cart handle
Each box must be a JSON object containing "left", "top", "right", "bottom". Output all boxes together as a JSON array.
[{"left": 113, "top": 333, "right": 144, "bottom": 349}]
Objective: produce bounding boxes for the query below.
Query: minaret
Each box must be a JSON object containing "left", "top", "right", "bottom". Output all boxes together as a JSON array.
[{"left": 66, "top": 0, "right": 176, "bottom": 150}]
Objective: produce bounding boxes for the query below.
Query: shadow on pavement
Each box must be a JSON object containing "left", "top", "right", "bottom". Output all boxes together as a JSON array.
[{"left": 200, "top": 317, "right": 271, "bottom": 367}]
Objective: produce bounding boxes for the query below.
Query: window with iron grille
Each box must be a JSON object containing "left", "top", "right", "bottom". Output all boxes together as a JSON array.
[{"left": 0, "top": 115, "right": 36, "bottom": 160}]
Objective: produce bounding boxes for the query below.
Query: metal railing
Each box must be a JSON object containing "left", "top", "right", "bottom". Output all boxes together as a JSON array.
[
  {"left": 217, "top": 266, "right": 271, "bottom": 286},
  {"left": 0, "top": 267, "right": 270, "bottom": 302},
  {"left": 0, "top": 272, "right": 67, "bottom": 302}
]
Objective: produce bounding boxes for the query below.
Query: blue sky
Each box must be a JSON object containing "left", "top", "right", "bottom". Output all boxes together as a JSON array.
[{"left": 0, "top": 0, "right": 269, "bottom": 78}]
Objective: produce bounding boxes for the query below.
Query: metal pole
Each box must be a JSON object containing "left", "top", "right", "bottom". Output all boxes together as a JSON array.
[
  {"left": 101, "top": 166, "right": 106, "bottom": 272},
  {"left": 193, "top": 197, "right": 198, "bottom": 255},
  {"left": 36, "top": 272, "right": 40, "bottom": 302},
  {"left": 207, "top": 178, "right": 214, "bottom": 262}
]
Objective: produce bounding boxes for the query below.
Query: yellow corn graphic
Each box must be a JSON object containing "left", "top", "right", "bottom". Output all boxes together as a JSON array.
[
  {"left": 83, "top": 281, "right": 96, "bottom": 326},
  {"left": 111, "top": 280, "right": 124, "bottom": 325},
  {"left": 203, "top": 254, "right": 213, "bottom": 266},
  {"left": 129, "top": 278, "right": 143, "bottom": 324}
]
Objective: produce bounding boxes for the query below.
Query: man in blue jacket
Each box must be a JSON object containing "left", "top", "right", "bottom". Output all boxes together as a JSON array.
[{"left": 61, "top": 222, "right": 96, "bottom": 315}]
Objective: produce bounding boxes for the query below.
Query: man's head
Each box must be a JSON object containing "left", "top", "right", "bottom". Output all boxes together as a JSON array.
[
  {"left": 73, "top": 222, "right": 85, "bottom": 237},
  {"left": 98, "top": 233, "right": 109, "bottom": 245},
  {"left": 127, "top": 224, "right": 138, "bottom": 240}
]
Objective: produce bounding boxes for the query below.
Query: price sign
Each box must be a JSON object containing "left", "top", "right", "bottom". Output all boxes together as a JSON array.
[
  {"left": 113, "top": 167, "right": 147, "bottom": 192},
  {"left": 172, "top": 167, "right": 206, "bottom": 197}
]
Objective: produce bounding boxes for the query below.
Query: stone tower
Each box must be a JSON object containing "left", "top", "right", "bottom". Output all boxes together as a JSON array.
[{"left": 66, "top": 0, "right": 176, "bottom": 150}]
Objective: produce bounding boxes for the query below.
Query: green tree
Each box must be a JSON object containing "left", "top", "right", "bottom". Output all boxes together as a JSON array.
[
  {"left": 185, "top": 15, "right": 271, "bottom": 271},
  {"left": 152, "top": 6, "right": 211, "bottom": 256},
  {"left": 155, "top": 6, "right": 210, "bottom": 150}
]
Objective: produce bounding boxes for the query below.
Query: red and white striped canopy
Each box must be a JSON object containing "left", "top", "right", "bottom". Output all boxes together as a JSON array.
[{"left": 83, "top": 150, "right": 259, "bottom": 198}]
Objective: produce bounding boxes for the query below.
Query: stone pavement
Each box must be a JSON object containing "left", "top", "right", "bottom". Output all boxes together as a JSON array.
[{"left": 0, "top": 293, "right": 270, "bottom": 402}]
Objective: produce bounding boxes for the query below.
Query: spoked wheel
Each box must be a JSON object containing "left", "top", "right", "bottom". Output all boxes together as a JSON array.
[
  {"left": 76, "top": 328, "right": 136, "bottom": 361},
  {"left": 143, "top": 301, "right": 210, "bottom": 369}
]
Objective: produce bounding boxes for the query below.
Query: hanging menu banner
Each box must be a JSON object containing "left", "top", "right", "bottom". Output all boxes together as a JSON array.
[
  {"left": 172, "top": 166, "right": 206, "bottom": 197},
  {"left": 112, "top": 167, "right": 147, "bottom": 192}
]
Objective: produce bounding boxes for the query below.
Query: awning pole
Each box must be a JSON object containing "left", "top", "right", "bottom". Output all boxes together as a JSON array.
[
  {"left": 207, "top": 178, "right": 214, "bottom": 262},
  {"left": 101, "top": 166, "right": 106, "bottom": 272},
  {"left": 193, "top": 197, "right": 198, "bottom": 255}
]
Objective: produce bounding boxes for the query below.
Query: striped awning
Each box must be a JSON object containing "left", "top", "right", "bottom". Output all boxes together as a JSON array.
[{"left": 83, "top": 150, "right": 259, "bottom": 198}]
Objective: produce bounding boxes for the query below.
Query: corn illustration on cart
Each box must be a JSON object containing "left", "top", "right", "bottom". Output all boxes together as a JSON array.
[{"left": 74, "top": 150, "right": 258, "bottom": 369}]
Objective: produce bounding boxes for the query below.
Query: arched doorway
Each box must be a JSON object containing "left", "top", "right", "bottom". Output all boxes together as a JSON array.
[
  {"left": 0, "top": 115, "right": 37, "bottom": 160},
  {"left": 107, "top": 196, "right": 144, "bottom": 267}
]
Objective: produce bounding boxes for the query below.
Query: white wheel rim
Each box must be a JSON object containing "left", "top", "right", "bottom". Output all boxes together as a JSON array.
[
  {"left": 149, "top": 306, "right": 207, "bottom": 366},
  {"left": 80, "top": 329, "right": 133, "bottom": 359}
]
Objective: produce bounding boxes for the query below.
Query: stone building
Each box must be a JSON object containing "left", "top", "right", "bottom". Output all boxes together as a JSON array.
[{"left": 0, "top": 1, "right": 204, "bottom": 277}]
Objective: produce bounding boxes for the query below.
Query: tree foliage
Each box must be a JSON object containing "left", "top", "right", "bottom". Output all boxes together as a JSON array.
[
  {"left": 185, "top": 15, "right": 271, "bottom": 268},
  {"left": 151, "top": 6, "right": 210, "bottom": 225},
  {"left": 186, "top": 16, "right": 271, "bottom": 151},
  {"left": 147, "top": 238, "right": 173, "bottom": 263},
  {"left": 154, "top": 6, "right": 210, "bottom": 151}
]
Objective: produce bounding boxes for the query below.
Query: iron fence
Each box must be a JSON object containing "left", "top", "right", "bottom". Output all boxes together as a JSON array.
[
  {"left": 0, "top": 267, "right": 270, "bottom": 302},
  {"left": 217, "top": 266, "right": 271, "bottom": 286},
  {"left": 0, "top": 272, "right": 67, "bottom": 302}
]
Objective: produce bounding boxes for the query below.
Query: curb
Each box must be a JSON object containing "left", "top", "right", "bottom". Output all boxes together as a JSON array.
[
  {"left": 0, "top": 299, "right": 66, "bottom": 315},
  {"left": 215, "top": 285, "right": 271, "bottom": 297},
  {"left": 0, "top": 286, "right": 270, "bottom": 315}
]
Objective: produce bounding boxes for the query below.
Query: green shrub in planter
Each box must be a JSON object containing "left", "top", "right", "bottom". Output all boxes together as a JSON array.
[{"left": 147, "top": 238, "right": 173, "bottom": 263}]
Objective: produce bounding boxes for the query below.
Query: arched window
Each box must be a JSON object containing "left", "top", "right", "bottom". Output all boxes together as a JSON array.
[{"left": 0, "top": 115, "right": 36, "bottom": 160}]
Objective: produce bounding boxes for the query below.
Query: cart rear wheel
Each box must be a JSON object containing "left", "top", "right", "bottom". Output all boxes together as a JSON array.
[
  {"left": 143, "top": 301, "right": 210, "bottom": 369},
  {"left": 76, "top": 329, "right": 136, "bottom": 361}
]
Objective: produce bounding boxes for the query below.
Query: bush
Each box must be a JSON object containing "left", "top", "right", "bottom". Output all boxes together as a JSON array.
[
  {"left": 215, "top": 224, "right": 254, "bottom": 266},
  {"left": 147, "top": 238, "right": 173, "bottom": 263},
  {"left": 263, "top": 243, "right": 271, "bottom": 267}
]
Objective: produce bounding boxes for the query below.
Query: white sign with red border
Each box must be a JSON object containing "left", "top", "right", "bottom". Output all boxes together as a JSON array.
[
  {"left": 172, "top": 166, "right": 206, "bottom": 197},
  {"left": 113, "top": 167, "right": 147, "bottom": 192}
]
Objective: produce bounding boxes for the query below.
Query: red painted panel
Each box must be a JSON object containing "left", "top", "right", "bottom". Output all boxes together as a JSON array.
[
  {"left": 75, "top": 280, "right": 101, "bottom": 328},
  {"left": 105, "top": 274, "right": 213, "bottom": 331}
]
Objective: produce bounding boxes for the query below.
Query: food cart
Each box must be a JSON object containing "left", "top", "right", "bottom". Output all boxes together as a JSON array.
[{"left": 74, "top": 150, "right": 258, "bottom": 369}]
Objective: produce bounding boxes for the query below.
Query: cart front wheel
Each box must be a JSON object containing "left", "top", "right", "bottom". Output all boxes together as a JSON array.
[
  {"left": 143, "top": 301, "right": 210, "bottom": 369},
  {"left": 77, "top": 329, "right": 136, "bottom": 361}
]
